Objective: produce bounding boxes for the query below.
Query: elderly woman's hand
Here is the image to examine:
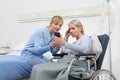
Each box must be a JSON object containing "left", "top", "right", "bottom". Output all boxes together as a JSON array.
[{"left": 65, "top": 29, "right": 70, "bottom": 38}]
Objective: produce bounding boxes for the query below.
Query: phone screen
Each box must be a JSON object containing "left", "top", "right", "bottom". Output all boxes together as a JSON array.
[{"left": 54, "top": 32, "right": 60, "bottom": 37}]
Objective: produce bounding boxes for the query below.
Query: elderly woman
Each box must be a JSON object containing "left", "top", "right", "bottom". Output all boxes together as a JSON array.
[{"left": 30, "top": 20, "right": 92, "bottom": 80}]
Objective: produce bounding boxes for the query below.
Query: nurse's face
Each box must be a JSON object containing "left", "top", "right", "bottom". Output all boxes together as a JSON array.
[{"left": 50, "top": 22, "right": 63, "bottom": 32}]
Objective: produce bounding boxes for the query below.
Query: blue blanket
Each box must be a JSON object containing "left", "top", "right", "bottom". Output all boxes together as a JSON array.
[{"left": 0, "top": 55, "right": 32, "bottom": 80}]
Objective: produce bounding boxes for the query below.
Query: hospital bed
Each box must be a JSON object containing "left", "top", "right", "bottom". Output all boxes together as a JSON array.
[
  {"left": 0, "top": 41, "right": 53, "bottom": 80},
  {"left": 0, "top": 41, "right": 33, "bottom": 80}
]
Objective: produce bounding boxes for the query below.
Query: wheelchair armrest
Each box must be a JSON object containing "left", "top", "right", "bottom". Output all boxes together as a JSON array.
[
  {"left": 75, "top": 53, "right": 96, "bottom": 60},
  {"left": 75, "top": 53, "right": 97, "bottom": 70},
  {"left": 52, "top": 53, "right": 68, "bottom": 59}
]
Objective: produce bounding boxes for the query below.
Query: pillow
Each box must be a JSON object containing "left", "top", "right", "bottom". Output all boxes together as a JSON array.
[
  {"left": 7, "top": 41, "right": 27, "bottom": 56},
  {"left": 12, "top": 41, "right": 27, "bottom": 51},
  {"left": 90, "top": 34, "right": 102, "bottom": 60}
]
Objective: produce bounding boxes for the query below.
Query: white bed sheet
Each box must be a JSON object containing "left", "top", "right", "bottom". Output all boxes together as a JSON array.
[{"left": 7, "top": 41, "right": 27, "bottom": 56}]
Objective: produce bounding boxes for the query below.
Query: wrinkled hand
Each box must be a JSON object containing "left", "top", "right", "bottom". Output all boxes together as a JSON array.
[{"left": 65, "top": 29, "right": 70, "bottom": 38}]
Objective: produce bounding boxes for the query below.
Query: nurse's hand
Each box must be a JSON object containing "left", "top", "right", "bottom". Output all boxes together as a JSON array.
[{"left": 54, "top": 36, "right": 65, "bottom": 48}]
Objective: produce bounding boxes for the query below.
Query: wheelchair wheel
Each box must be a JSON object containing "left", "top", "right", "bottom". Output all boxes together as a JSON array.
[{"left": 90, "top": 69, "right": 117, "bottom": 80}]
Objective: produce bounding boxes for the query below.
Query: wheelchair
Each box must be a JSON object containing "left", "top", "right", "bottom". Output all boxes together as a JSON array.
[
  {"left": 53, "top": 34, "right": 116, "bottom": 80},
  {"left": 16, "top": 34, "right": 116, "bottom": 80}
]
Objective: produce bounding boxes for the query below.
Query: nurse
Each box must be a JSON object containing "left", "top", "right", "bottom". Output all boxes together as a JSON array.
[
  {"left": 21, "top": 15, "right": 64, "bottom": 66},
  {"left": 0, "top": 15, "right": 63, "bottom": 80}
]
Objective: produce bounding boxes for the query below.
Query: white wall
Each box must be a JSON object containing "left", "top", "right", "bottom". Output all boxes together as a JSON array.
[
  {"left": 0, "top": 0, "right": 120, "bottom": 79},
  {"left": 0, "top": 0, "right": 102, "bottom": 47}
]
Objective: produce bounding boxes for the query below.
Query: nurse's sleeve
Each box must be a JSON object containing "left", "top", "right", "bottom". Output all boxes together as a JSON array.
[{"left": 28, "top": 32, "right": 58, "bottom": 56}]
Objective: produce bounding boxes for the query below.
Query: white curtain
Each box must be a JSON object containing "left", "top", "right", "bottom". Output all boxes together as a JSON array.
[
  {"left": 100, "top": 0, "right": 120, "bottom": 79},
  {"left": 110, "top": 1, "right": 120, "bottom": 79}
]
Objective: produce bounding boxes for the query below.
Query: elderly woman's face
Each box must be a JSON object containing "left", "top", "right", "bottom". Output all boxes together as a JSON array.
[{"left": 68, "top": 23, "right": 81, "bottom": 38}]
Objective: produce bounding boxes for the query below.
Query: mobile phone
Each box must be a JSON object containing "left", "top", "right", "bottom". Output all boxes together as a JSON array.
[{"left": 54, "top": 32, "right": 60, "bottom": 37}]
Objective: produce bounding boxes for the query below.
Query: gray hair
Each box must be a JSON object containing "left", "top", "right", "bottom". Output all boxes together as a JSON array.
[{"left": 68, "top": 20, "right": 84, "bottom": 34}]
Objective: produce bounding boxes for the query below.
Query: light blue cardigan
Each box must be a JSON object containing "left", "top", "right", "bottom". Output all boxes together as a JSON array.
[{"left": 61, "top": 35, "right": 92, "bottom": 55}]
